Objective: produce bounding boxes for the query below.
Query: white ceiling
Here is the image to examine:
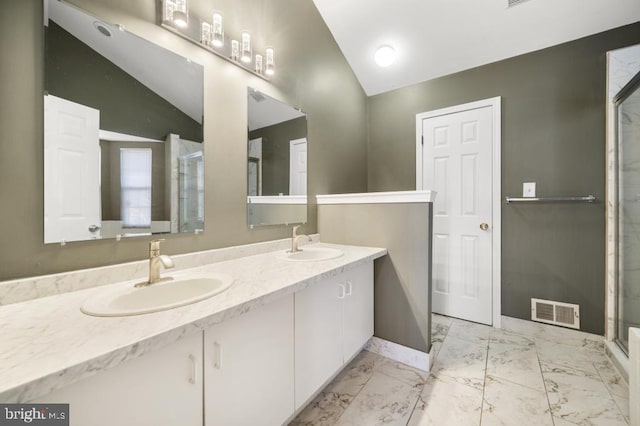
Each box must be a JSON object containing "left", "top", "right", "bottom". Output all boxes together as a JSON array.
[
  {"left": 312, "top": 0, "right": 640, "bottom": 96},
  {"left": 248, "top": 90, "right": 305, "bottom": 132}
]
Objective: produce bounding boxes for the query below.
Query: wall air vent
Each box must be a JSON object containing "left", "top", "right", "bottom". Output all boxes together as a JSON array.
[
  {"left": 507, "top": 0, "right": 531, "bottom": 7},
  {"left": 531, "top": 298, "right": 580, "bottom": 329}
]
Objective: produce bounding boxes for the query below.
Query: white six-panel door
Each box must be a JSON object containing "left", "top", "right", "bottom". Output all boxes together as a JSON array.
[
  {"left": 289, "top": 138, "right": 307, "bottom": 196},
  {"left": 44, "top": 95, "right": 101, "bottom": 243},
  {"left": 420, "top": 104, "right": 495, "bottom": 325}
]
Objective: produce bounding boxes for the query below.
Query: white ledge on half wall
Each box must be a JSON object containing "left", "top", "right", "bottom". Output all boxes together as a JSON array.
[
  {"left": 247, "top": 195, "right": 307, "bottom": 204},
  {"left": 316, "top": 190, "right": 436, "bottom": 205}
]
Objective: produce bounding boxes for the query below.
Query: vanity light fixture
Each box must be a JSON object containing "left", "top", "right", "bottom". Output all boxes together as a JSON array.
[
  {"left": 265, "top": 47, "right": 275, "bottom": 76},
  {"left": 201, "top": 22, "right": 212, "bottom": 46},
  {"left": 159, "top": 0, "right": 274, "bottom": 80},
  {"left": 231, "top": 39, "right": 240, "bottom": 61},
  {"left": 164, "top": 0, "right": 189, "bottom": 28},
  {"left": 212, "top": 12, "right": 224, "bottom": 47},
  {"left": 255, "top": 54, "right": 263, "bottom": 74},
  {"left": 241, "top": 32, "right": 252, "bottom": 63},
  {"left": 374, "top": 45, "right": 396, "bottom": 67},
  {"left": 172, "top": 10, "right": 188, "bottom": 28}
]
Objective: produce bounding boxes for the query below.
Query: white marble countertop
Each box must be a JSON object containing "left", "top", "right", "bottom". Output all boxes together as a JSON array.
[{"left": 0, "top": 242, "right": 386, "bottom": 403}]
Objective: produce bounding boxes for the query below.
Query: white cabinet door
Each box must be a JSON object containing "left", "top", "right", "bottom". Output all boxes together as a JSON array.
[
  {"left": 294, "top": 276, "right": 344, "bottom": 410},
  {"left": 32, "top": 332, "right": 203, "bottom": 426},
  {"left": 204, "top": 295, "right": 294, "bottom": 426},
  {"left": 343, "top": 261, "right": 374, "bottom": 361}
]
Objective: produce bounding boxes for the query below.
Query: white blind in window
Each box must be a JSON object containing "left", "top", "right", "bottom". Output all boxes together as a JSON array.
[{"left": 120, "top": 148, "right": 152, "bottom": 228}]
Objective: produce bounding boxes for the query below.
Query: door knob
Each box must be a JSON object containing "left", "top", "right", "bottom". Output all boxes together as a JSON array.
[
  {"left": 88, "top": 225, "right": 101, "bottom": 232},
  {"left": 480, "top": 223, "right": 489, "bottom": 231}
]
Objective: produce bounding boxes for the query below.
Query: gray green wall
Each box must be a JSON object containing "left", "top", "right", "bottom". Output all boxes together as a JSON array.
[
  {"left": 0, "top": 0, "right": 367, "bottom": 280},
  {"left": 367, "top": 22, "right": 640, "bottom": 335},
  {"left": 318, "top": 203, "right": 432, "bottom": 352}
]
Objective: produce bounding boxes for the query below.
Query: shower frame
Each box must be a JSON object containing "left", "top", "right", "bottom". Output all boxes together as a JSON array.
[{"left": 613, "top": 69, "right": 640, "bottom": 356}]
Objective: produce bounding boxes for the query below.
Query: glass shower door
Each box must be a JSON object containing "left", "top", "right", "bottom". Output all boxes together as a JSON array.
[{"left": 616, "top": 71, "right": 640, "bottom": 355}]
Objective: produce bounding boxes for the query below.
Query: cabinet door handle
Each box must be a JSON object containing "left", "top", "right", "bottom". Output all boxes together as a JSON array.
[
  {"left": 213, "top": 341, "right": 222, "bottom": 369},
  {"left": 188, "top": 354, "right": 198, "bottom": 384},
  {"left": 338, "top": 283, "right": 346, "bottom": 299},
  {"left": 345, "top": 281, "right": 353, "bottom": 296}
]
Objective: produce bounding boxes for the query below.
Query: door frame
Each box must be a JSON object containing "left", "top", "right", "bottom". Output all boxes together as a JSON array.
[{"left": 415, "top": 96, "right": 502, "bottom": 328}]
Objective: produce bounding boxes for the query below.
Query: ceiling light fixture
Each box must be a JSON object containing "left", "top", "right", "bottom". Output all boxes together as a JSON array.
[{"left": 374, "top": 45, "right": 396, "bottom": 67}]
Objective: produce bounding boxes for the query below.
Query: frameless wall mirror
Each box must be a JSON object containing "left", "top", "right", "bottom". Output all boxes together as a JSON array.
[
  {"left": 44, "top": 0, "right": 205, "bottom": 244},
  {"left": 247, "top": 88, "right": 307, "bottom": 227}
]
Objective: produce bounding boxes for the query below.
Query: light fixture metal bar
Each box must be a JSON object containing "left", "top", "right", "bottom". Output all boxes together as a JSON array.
[{"left": 160, "top": 23, "right": 269, "bottom": 81}]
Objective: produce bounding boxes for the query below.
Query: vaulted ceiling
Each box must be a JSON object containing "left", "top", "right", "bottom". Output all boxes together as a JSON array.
[{"left": 312, "top": 0, "right": 640, "bottom": 95}]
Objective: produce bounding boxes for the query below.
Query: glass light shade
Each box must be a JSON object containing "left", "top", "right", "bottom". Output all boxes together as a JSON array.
[
  {"left": 255, "top": 54, "right": 263, "bottom": 74},
  {"left": 374, "top": 45, "right": 396, "bottom": 67},
  {"left": 241, "top": 32, "right": 252, "bottom": 63},
  {"left": 265, "top": 47, "right": 275, "bottom": 76},
  {"left": 212, "top": 13, "right": 224, "bottom": 47},
  {"left": 200, "top": 22, "right": 211, "bottom": 46},
  {"left": 172, "top": 10, "right": 188, "bottom": 28},
  {"left": 231, "top": 39, "right": 240, "bottom": 61},
  {"left": 171, "top": 0, "right": 188, "bottom": 28}
]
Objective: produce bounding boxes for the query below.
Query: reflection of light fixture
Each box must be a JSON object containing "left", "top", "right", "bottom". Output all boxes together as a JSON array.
[
  {"left": 231, "top": 40, "right": 240, "bottom": 61},
  {"left": 201, "top": 22, "right": 211, "bottom": 46},
  {"left": 265, "top": 47, "right": 275, "bottom": 76},
  {"left": 212, "top": 12, "right": 224, "bottom": 47},
  {"left": 374, "top": 45, "right": 395, "bottom": 67},
  {"left": 241, "top": 32, "right": 252, "bottom": 63},
  {"left": 255, "top": 54, "right": 263, "bottom": 74}
]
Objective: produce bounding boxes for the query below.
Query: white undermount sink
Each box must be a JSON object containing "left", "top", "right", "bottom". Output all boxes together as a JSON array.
[
  {"left": 81, "top": 273, "right": 234, "bottom": 317},
  {"left": 277, "top": 247, "right": 344, "bottom": 262}
]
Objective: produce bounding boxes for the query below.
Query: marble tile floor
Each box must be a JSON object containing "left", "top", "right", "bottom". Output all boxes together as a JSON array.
[{"left": 290, "top": 315, "right": 630, "bottom": 426}]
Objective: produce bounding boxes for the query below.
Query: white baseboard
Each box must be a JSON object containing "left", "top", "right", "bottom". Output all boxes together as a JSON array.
[{"left": 364, "top": 336, "right": 431, "bottom": 372}]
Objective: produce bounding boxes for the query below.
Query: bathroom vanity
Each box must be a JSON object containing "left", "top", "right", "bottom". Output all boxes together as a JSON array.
[{"left": 0, "top": 241, "right": 385, "bottom": 425}]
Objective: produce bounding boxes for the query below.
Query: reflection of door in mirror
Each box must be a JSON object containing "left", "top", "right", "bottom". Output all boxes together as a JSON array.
[
  {"left": 289, "top": 138, "right": 307, "bottom": 196},
  {"left": 44, "top": 95, "right": 102, "bottom": 243}
]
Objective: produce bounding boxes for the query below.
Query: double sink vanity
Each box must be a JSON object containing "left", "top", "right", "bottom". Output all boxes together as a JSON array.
[
  {"left": 9, "top": 2, "right": 390, "bottom": 424},
  {"left": 0, "top": 238, "right": 386, "bottom": 425}
]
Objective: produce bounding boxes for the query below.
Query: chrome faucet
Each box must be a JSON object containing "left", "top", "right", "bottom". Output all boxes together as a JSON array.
[
  {"left": 138, "top": 239, "right": 175, "bottom": 286},
  {"left": 290, "top": 225, "right": 312, "bottom": 253}
]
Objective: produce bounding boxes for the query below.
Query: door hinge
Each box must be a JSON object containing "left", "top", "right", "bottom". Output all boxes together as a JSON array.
[{"left": 421, "top": 135, "right": 424, "bottom": 146}]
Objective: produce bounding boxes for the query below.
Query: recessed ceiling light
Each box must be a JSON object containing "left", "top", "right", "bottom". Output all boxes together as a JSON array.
[{"left": 374, "top": 45, "right": 396, "bottom": 67}]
